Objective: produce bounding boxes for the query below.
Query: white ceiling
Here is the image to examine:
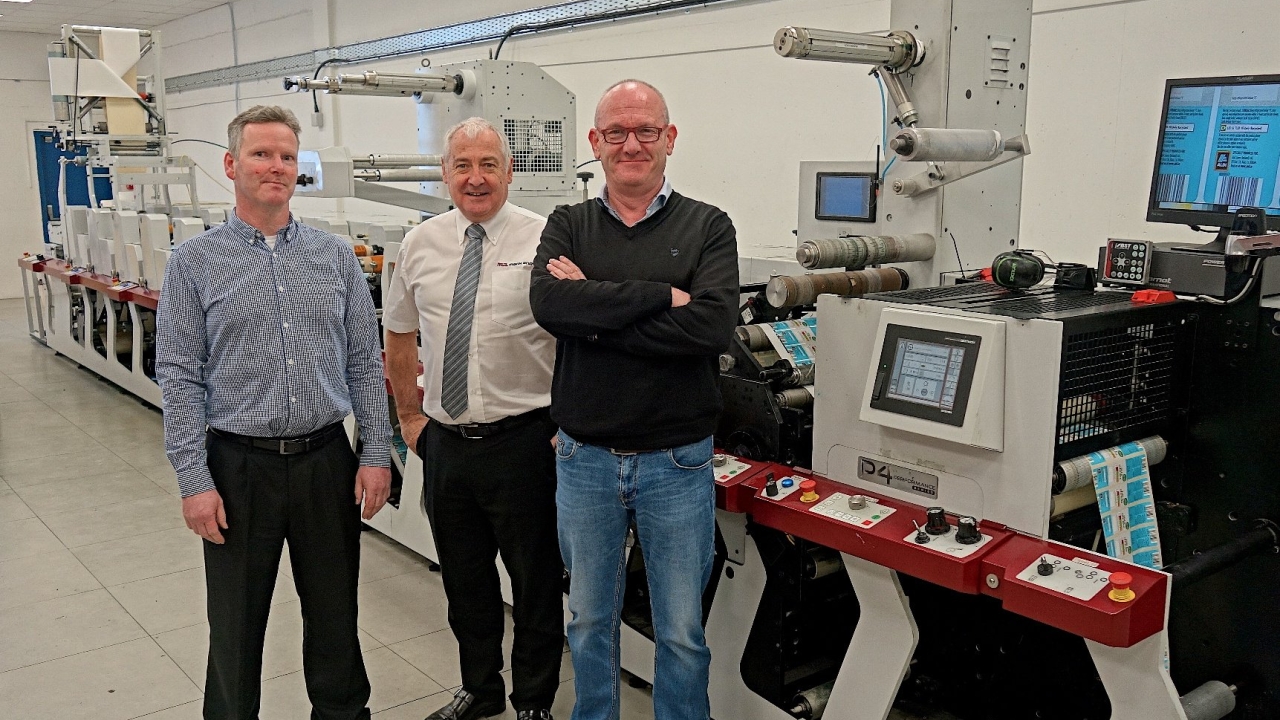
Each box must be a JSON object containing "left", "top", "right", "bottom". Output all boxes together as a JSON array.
[{"left": 0, "top": 0, "right": 228, "bottom": 36}]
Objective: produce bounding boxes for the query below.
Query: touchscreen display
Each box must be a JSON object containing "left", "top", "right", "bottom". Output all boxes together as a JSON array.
[{"left": 885, "top": 339, "right": 966, "bottom": 413}]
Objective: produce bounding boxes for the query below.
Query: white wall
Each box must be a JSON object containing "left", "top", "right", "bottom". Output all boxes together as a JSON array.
[
  {"left": 5, "top": 0, "right": 1279, "bottom": 300},
  {"left": 0, "top": 31, "right": 58, "bottom": 299}
]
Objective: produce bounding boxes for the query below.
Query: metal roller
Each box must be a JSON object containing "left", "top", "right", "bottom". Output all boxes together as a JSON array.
[
  {"left": 1180, "top": 681, "right": 1237, "bottom": 720},
  {"left": 353, "top": 154, "right": 443, "bottom": 168},
  {"left": 1052, "top": 436, "right": 1167, "bottom": 494},
  {"left": 789, "top": 681, "right": 835, "bottom": 719},
  {"left": 354, "top": 168, "right": 443, "bottom": 182},
  {"left": 889, "top": 128, "right": 1026, "bottom": 162},
  {"left": 796, "top": 234, "right": 936, "bottom": 270},
  {"left": 774, "top": 27, "right": 922, "bottom": 71},
  {"left": 766, "top": 268, "right": 908, "bottom": 308},
  {"left": 735, "top": 324, "right": 772, "bottom": 351},
  {"left": 284, "top": 71, "right": 462, "bottom": 97},
  {"left": 775, "top": 387, "right": 813, "bottom": 409}
]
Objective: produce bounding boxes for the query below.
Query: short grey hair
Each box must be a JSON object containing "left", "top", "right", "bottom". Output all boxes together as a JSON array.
[
  {"left": 227, "top": 105, "right": 302, "bottom": 158},
  {"left": 442, "top": 117, "right": 511, "bottom": 167},
  {"left": 595, "top": 79, "right": 670, "bottom": 127}
]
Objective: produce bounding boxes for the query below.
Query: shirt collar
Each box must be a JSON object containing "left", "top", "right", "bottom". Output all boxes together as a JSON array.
[
  {"left": 453, "top": 202, "right": 511, "bottom": 246},
  {"left": 228, "top": 208, "right": 298, "bottom": 246},
  {"left": 598, "top": 176, "right": 672, "bottom": 224}
]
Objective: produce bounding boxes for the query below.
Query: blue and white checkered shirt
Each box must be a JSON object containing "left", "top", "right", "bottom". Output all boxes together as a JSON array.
[
  {"left": 157, "top": 210, "right": 391, "bottom": 498},
  {"left": 597, "top": 176, "right": 672, "bottom": 224}
]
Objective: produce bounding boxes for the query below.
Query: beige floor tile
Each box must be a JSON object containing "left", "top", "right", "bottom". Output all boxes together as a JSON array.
[
  {"left": 0, "top": 447, "right": 136, "bottom": 489},
  {"left": 0, "top": 637, "right": 201, "bottom": 720},
  {"left": 0, "top": 588, "right": 146, "bottom": 672},
  {"left": 0, "top": 384, "right": 37, "bottom": 405},
  {"left": 0, "top": 515, "right": 65, "bottom": 562},
  {"left": 0, "top": 483, "right": 35, "bottom": 522},
  {"left": 388, "top": 612, "right": 517, "bottom": 691},
  {"left": 73, "top": 526, "right": 205, "bottom": 587},
  {"left": 43, "top": 492, "right": 186, "bottom": 548},
  {"left": 357, "top": 569, "right": 451, "bottom": 645},
  {"left": 109, "top": 567, "right": 209, "bottom": 636},
  {"left": 13, "top": 469, "right": 167, "bottom": 517},
  {"left": 360, "top": 530, "right": 434, "bottom": 585},
  {"left": 151, "top": 623, "right": 210, "bottom": 690},
  {"left": 0, "top": 548, "right": 102, "bottom": 611},
  {"left": 133, "top": 460, "right": 180, "bottom": 491},
  {"left": 364, "top": 646, "right": 446, "bottom": 712},
  {"left": 132, "top": 699, "right": 204, "bottom": 719}
]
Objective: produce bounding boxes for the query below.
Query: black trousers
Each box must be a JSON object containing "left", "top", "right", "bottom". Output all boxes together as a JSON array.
[
  {"left": 419, "top": 412, "right": 564, "bottom": 711},
  {"left": 203, "top": 430, "right": 370, "bottom": 720}
]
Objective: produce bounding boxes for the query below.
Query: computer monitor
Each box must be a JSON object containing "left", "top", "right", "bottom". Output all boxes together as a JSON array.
[
  {"left": 1146, "top": 73, "right": 1280, "bottom": 231},
  {"left": 815, "top": 171, "right": 877, "bottom": 222}
]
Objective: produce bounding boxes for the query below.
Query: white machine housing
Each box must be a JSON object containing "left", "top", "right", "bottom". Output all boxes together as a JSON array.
[
  {"left": 418, "top": 60, "right": 578, "bottom": 217},
  {"left": 813, "top": 293, "right": 1062, "bottom": 536}
]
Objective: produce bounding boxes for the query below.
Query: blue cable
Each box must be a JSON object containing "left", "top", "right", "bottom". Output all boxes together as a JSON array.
[{"left": 875, "top": 74, "right": 897, "bottom": 179}]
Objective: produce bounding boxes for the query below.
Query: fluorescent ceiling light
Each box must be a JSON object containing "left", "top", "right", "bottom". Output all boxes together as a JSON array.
[{"left": 0, "top": 1, "right": 37, "bottom": 4}]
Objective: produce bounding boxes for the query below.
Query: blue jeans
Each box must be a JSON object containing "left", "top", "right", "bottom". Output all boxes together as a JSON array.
[{"left": 555, "top": 431, "right": 716, "bottom": 720}]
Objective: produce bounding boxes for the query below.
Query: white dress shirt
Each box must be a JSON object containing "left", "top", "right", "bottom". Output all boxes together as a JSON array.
[{"left": 383, "top": 202, "right": 554, "bottom": 425}]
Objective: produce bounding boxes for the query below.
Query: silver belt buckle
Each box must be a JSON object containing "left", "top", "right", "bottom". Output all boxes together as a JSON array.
[{"left": 279, "top": 439, "right": 289, "bottom": 454}]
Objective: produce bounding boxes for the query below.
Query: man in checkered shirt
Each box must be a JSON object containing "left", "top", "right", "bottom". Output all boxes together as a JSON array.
[{"left": 157, "top": 105, "right": 392, "bottom": 720}]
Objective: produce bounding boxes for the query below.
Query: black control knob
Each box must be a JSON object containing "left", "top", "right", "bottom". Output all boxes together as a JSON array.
[
  {"left": 1037, "top": 557, "right": 1054, "bottom": 576},
  {"left": 913, "top": 522, "right": 930, "bottom": 545},
  {"left": 765, "top": 473, "right": 779, "bottom": 497},
  {"left": 925, "top": 507, "right": 950, "bottom": 535},
  {"left": 955, "top": 516, "right": 981, "bottom": 545}
]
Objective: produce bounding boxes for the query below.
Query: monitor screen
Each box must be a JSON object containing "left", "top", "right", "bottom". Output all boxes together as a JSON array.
[
  {"left": 816, "top": 172, "right": 876, "bottom": 222},
  {"left": 1147, "top": 74, "right": 1280, "bottom": 229},
  {"left": 869, "top": 324, "right": 981, "bottom": 427},
  {"left": 885, "top": 338, "right": 966, "bottom": 412}
]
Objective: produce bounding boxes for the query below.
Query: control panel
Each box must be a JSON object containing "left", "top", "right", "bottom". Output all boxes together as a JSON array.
[{"left": 1101, "top": 239, "right": 1153, "bottom": 286}]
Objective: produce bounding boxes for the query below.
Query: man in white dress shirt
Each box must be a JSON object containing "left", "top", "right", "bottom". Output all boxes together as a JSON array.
[{"left": 383, "top": 117, "right": 562, "bottom": 720}]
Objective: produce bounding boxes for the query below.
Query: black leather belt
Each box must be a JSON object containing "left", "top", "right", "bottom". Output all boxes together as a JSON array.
[
  {"left": 437, "top": 407, "right": 550, "bottom": 440},
  {"left": 208, "top": 423, "right": 346, "bottom": 455}
]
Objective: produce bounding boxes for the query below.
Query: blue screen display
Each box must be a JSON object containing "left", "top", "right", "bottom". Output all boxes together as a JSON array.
[
  {"left": 817, "top": 174, "right": 873, "bottom": 220},
  {"left": 1154, "top": 81, "right": 1280, "bottom": 217}
]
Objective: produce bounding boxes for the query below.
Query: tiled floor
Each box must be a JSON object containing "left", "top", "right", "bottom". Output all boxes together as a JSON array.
[{"left": 0, "top": 298, "right": 654, "bottom": 719}]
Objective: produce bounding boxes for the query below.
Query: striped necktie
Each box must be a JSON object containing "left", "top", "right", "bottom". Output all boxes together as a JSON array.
[{"left": 440, "top": 223, "right": 486, "bottom": 419}]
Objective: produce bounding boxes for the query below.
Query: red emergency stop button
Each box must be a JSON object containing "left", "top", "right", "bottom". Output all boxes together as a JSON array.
[
  {"left": 799, "top": 479, "right": 819, "bottom": 504},
  {"left": 1108, "top": 571, "right": 1135, "bottom": 603}
]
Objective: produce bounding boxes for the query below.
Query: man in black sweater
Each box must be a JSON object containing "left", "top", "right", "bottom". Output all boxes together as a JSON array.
[{"left": 529, "top": 80, "right": 738, "bottom": 720}]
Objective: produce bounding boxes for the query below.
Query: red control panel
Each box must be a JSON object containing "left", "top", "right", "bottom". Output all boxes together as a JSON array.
[
  {"left": 30, "top": 259, "right": 160, "bottom": 309},
  {"left": 713, "top": 455, "right": 1168, "bottom": 649}
]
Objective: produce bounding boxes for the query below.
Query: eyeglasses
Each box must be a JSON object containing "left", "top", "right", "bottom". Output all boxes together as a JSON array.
[{"left": 598, "top": 126, "right": 666, "bottom": 144}]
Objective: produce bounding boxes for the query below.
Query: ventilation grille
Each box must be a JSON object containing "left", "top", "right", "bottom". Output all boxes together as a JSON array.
[
  {"left": 1056, "top": 321, "right": 1179, "bottom": 446},
  {"left": 976, "top": 291, "right": 1133, "bottom": 316},
  {"left": 880, "top": 283, "right": 1000, "bottom": 302},
  {"left": 504, "top": 119, "right": 564, "bottom": 174}
]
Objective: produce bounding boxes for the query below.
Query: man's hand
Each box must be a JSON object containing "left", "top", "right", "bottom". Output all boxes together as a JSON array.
[
  {"left": 400, "top": 415, "right": 429, "bottom": 457},
  {"left": 548, "top": 256, "right": 586, "bottom": 281},
  {"left": 671, "top": 287, "right": 691, "bottom": 307},
  {"left": 355, "top": 465, "right": 392, "bottom": 520},
  {"left": 183, "top": 489, "right": 228, "bottom": 544}
]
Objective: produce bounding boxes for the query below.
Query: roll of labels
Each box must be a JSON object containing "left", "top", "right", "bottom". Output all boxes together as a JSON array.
[{"left": 765, "top": 233, "right": 936, "bottom": 308}]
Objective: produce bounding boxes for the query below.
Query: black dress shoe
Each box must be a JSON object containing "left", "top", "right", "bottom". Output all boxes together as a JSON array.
[
  {"left": 516, "top": 711, "right": 552, "bottom": 720},
  {"left": 424, "top": 688, "right": 505, "bottom": 720}
]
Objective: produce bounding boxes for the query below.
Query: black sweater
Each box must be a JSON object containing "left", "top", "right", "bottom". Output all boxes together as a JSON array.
[{"left": 530, "top": 192, "right": 739, "bottom": 451}]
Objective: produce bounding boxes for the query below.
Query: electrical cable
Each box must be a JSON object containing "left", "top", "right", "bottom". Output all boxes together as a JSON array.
[
  {"left": 875, "top": 72, "right": 897, "bottom": 178},
  {"left": 492, "top": 0, "right": 722, "bottom": 60},
  {"left": 575, "top": 159, "right": 600, "bottom": 169},
  {"left": 949, "top": 231, "right": 967, "bottom": 274},
  {"left": 1191, "top": 255, "right": 1264, "bottom": 306},
  {"left": 170, "top": 138, "right": 228, "bottom": 150}
]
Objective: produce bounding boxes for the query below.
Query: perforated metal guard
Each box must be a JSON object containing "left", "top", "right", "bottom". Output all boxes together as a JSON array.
[
  {"left": 504, "top": 119, "right": 564, "bottom": 174},
  {"left": 1056, "top": 320, "right": 1179, "bottom": 446}
]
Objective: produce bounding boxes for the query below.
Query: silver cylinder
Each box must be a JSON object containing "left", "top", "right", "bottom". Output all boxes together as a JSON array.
[
  {"left": 354, "top": 168, "right": 443, "bottom": 182},
  {"left": 353, "top": 154, "right": 443, "bottom": 169},
  {"left": 1054, "top": 436, "right": 1167, "bottom": 494},
  {"left": 879, "top": 71, "right": 919, "bottom": 127},
  {"left": 735, "top": 324, "right": 772, "bottom": 351},
  {"left": 766, "top": 268, "right": 908, "bottom": 308},
  {"left": 1181, "top": 681, "right": 1236, "bottom": 720},
  {"left": 797, "top": 234, "right": 936, "bottom": 270},
  {"left": 338, "top": 71, "right": 459, "bottom": 95},
  {"left": 789, "top": 681, "right": 835, "bottom": 720},
  {"left": 774, "top": 27, "right": 920, "bottom": 70},
  {"left": 890, "top": 128, "right": 1011, "bottom": 162},
  {"left": 776, "top": 387, "right": 813, "bottom": 410}
]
